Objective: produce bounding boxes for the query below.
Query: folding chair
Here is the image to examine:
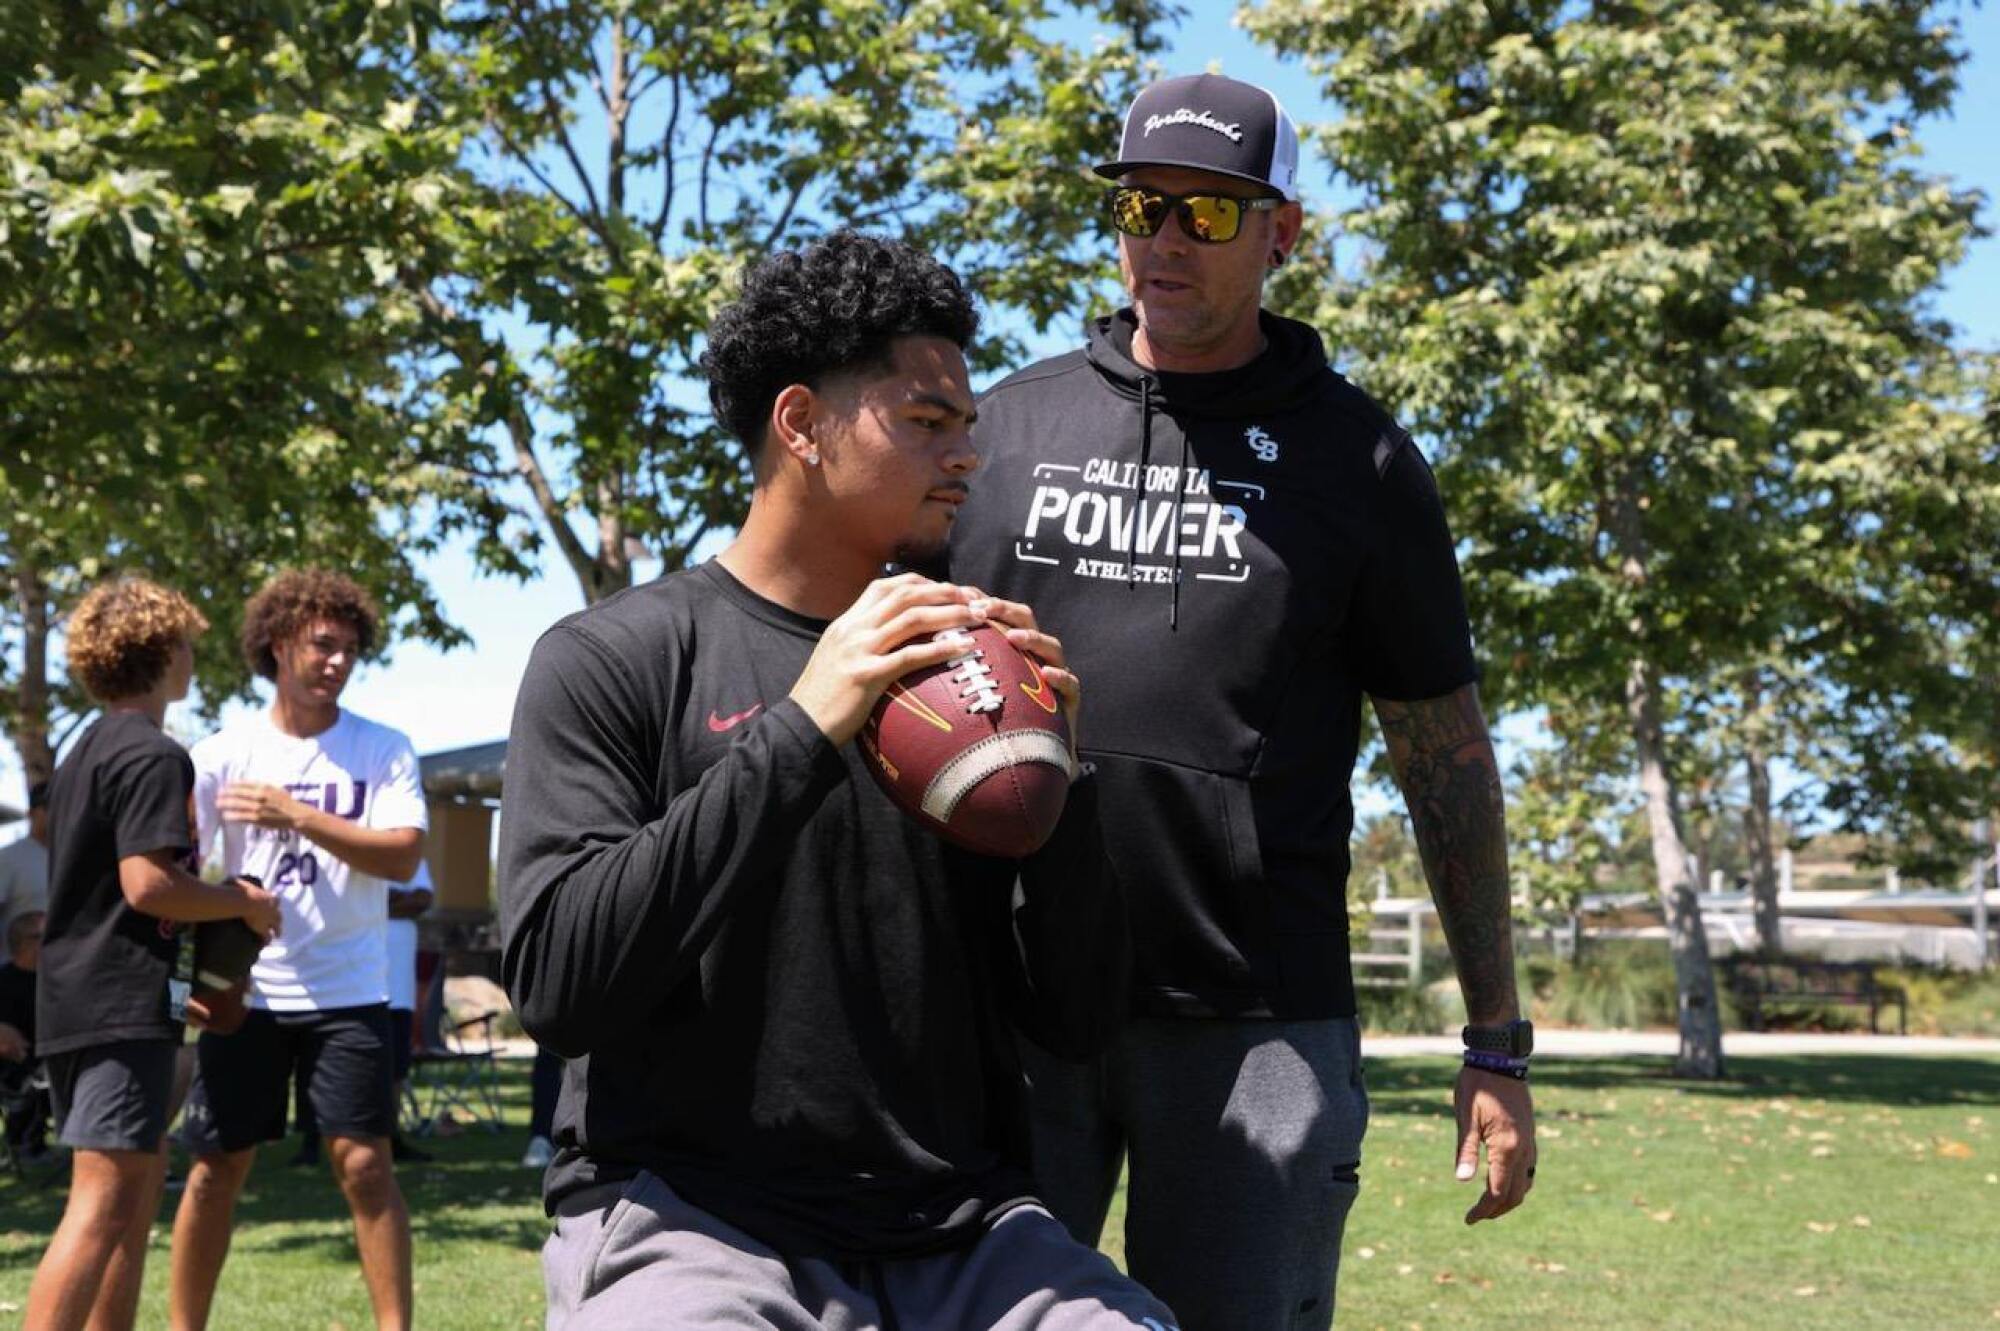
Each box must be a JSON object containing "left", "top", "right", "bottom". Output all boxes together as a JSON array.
[{"left": 402, "top": 950, "right": 505, "bottom": 1136}]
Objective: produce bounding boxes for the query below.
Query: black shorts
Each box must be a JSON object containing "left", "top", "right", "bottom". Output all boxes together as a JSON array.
[
  {"left": 390, "top": 1007, "right": 413, "bottom": 1084},
  {"left": 46, "top": 1039, "right": 177, "bottom": 1153},
  {"left": 183, "top": 1004, "right": 396, "bottom": 1155}
]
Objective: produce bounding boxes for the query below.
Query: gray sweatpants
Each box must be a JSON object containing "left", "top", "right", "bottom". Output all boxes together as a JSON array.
[
  {"left": 1018, "top": 1016, "right": 1369, "bottom": 1331},
  {"left": 542, "top": 1169, "right": 1180, "bottom": 1329}
]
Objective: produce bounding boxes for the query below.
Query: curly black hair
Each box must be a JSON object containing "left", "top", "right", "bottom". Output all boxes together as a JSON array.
[
  {"left": 701, "top": 230, "right": 978, "bottom": 454},
  {"left": 240, "top": 569, "right": 379, "bottom": 681}
]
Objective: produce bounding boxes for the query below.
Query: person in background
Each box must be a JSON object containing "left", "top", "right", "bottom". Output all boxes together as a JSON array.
[
  {"left": 25, "top": 578, "right": 279, "bottom": 1331},
  {"left": 0, "top": 780, "right": 51, "bottom": 932},
  {"left": 520, "top": 1045, "right": 560, "bottom": 1170},
  {"left": 1, "top": 908, "right": 49, "bottom": 1164},
  {"left": 170, "top": 569, "right": 427, "bottom": 1331}
]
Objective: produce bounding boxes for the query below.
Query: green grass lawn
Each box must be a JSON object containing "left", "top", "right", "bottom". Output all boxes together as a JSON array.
[{"left": 4, "top": 1053, "right": 1997, "bottom": 1329}]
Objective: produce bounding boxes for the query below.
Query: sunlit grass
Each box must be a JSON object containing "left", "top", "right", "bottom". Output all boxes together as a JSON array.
[{"left": 3, "top": 1054, "right": 1996, "bottom": 1328}]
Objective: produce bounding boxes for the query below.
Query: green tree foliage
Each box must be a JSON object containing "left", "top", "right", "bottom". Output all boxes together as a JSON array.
[
  {"left": 1, "top": 1, "right": 476, "bottom": 778},
  {"left": 1245, "top": 0, "right": 1989, "bottom": 1073},
  {"left": 406, "top": 0, "right": 1177, "bottom": 603}
]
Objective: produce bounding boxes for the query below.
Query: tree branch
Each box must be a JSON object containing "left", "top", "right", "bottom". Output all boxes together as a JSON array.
[
  {"left": 652, "top": 72, "right": 683, "bottom": 242},
  {"left": 486, "top": 113, "right": 613, "bottom": 247}
]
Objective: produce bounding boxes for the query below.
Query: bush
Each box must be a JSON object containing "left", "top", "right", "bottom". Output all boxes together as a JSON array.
[{"left": 1356, "top": 982, "right": 1448, "bottom": 1034}]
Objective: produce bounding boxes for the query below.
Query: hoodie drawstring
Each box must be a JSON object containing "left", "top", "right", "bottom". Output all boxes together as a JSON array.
[
  {"left": 1170, "top": 424, "right": 1189, "bottom": 631},
  {"left": 1128, "top": 376, "right": 1154, "bottom": 589}
]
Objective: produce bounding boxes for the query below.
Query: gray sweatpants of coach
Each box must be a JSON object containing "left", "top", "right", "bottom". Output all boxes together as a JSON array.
[
  {"left": 542, "top": 1169, "right": 1180, "bottom": 1329},
  {"left": 1018, "top": 1016, "right": 1369, "bottom": 1331}
]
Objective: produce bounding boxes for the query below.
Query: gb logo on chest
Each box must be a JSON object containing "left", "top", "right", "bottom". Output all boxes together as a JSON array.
[{"left": 1245, "top": 425, "right": 1280, "bottom": 463}]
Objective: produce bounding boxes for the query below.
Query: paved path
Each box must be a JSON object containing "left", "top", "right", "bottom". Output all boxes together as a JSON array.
[{"left": 1363, "top": 1029, "right": 2000, "bottom": 1058}]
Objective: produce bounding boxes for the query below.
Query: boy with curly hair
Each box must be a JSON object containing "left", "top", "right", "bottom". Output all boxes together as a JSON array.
[
  {"left": 27, "top": 578, "right": 280, "bottom": 1331},
  {"left": 169, "top": 569, "right": 428, "bottom": 1331},
  {"left": 501, "top": 230, "right": 1177, "bottom": 1326}
]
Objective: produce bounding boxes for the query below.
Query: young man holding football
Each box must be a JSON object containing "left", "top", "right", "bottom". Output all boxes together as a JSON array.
[
  {"left": 500, "top": 230, "right": 1177, "bottom": 1327},
  {"left": 26, "top": 579, "right": 280, "bottom": 1331},
  {"left": 949, "top": 74, "right": 1538, "bottom": 1328},
  {"left": 169, "top": 570, "right": 428, "bottom": 1331}
]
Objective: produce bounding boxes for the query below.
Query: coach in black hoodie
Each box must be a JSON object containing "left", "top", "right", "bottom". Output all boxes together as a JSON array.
[
  {"left": 499, "top": 232, "right": 1177, "bottom": 1328},
  {"left": 951, "top": 75, "right": 1537, "bottom": 1329}
]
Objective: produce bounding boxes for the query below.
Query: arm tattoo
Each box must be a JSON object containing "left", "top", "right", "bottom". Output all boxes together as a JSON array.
[{"left": 1373, "top": 684, "right": 1518, "bottom": 1023}]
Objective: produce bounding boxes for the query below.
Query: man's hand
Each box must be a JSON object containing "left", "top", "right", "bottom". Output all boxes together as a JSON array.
[
  {"left": 237, "top": 878, "right": 283, "bottom": 941},
  {"left": 0, "top": 1021, "right": 25, "bottom": 1062},
  {"left": 217, "top": 782, "right": 307, "bottom": 832},
  {"left": 1454, "top": 1066, "right": 1536, "bottom": 1224},
  {"left": 963, "top": 590, "right": 1082, "bottom": 744},
  {"left": 790, "top": 574, "right": 983, "bottom": 746}
]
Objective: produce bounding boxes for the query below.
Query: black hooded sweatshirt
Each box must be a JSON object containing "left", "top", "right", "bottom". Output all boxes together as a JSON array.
[{"left": 950, "top": 310, "right": 1478, "bottom": 1021}]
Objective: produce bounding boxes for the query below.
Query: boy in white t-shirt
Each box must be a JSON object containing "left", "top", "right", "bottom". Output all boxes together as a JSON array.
[{"left": 169, "top": 572, "right": 427, "bottom": 1331}]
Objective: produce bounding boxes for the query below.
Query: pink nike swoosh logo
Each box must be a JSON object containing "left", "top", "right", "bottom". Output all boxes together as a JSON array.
[{"left": 707, "top": 704, "right": 763, "bottom": 733}]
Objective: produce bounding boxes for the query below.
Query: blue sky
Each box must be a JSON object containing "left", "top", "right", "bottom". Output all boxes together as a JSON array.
[{"left": 8, "top": 3, "right": 1996, "bottom": 817}]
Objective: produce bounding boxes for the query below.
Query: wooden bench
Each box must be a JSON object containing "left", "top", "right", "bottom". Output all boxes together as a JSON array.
[{"left": 1718, "top": 957, "right": 1906, "bottom": 1035}]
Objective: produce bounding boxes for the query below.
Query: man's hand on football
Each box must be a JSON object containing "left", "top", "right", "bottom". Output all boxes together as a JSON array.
[
  {"left": 236, "top": 877, "right": 283, "bottom": 941},
  {"left": 1454, "top": 1066, "right": 1536, "bottom": 1224},
  {"left": 791, "top": 574, "right": 982, "bottom": 746},
  {"left": 964, "top": 590, "right": 1081, "bottom": 741}
]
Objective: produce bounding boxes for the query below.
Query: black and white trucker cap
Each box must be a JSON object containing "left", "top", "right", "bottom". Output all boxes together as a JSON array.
[{"left": 1093, "top": 73, "right": 1301, "bottom": 202}]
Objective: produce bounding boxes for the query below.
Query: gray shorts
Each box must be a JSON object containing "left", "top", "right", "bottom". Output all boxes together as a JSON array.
[
  {"left": 542, "top": 1169, "right": 1180, "bottom": 1330},
  {"left": 45, "top": 1038, "right": 177, "bottom": 1153},
  {"left": 1019, "top": 1015, "right": 1369, "bottom": 1331}
]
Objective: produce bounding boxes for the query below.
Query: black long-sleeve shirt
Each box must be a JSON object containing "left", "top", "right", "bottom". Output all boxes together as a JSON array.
[{"left": 498, "top": 562, "right": 1129, "bottom": 1260}]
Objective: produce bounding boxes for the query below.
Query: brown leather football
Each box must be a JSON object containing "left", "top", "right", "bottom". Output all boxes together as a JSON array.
[{"left": 859, "top": 624, "right": 1075, "bottom": 857}]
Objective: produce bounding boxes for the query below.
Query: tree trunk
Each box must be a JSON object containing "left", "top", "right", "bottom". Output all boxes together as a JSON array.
[
  {"left": 1743, "top": 736, "right": 1782, "bottom": 957},
  {"left": 1628, "top": 655, "right": 1726, "bottom": 1077},
  {"left": 11, "top": 563, "right": 55, "bottom": 787},
  {"left": 1610, "top": 480, "right": 1724, "bottom": 1078}
]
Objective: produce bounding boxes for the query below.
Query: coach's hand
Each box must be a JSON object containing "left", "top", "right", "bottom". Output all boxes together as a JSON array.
[
  {"left": 964, "top": 590, "right": 1082, "bottom": 746},
  {"left": 237, "top": 878, "right": 283, "bottom": 942},
  {"left": 791, "top": 574, "right": 982, "bottom": 746},
  {"left": 1454, "top": 1067, "right": 1536, "bottom": 1224},
  {"left": 217, "top": 781, "right": 308, "bottom": 832}
]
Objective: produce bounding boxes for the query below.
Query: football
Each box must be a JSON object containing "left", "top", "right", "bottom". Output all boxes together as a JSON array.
[{"left": 859, "top": 623, "right": 1075, "bottom": 857}]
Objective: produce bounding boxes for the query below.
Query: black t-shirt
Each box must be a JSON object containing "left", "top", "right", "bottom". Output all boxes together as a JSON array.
[
  {"left": 38, "top": 711, "right": 195, "bottom": 1055},
  {"left": 498, "top": 562, "right": 1130, "bottom": 1261},
  {"left": 0, "top": 961, "right": 33, "bottom": 1052},
  {"left": 950, "top": 311, "right": 1479, "bottom": 1020}
]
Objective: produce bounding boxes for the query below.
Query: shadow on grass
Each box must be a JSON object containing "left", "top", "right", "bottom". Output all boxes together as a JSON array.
[
  {"left": 1365, "top": 1053, "right": 2000, "bottom": 1114},
  {"left": 0, "top": 1061, "right": 550, "bottom": 1287}
]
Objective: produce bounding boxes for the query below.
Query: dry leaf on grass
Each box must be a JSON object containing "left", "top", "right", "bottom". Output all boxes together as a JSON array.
[
  {"left": 1805, "top": 1221, "right": 1838, "bottom": 1234},
  {"left": 1649, "top": 1209, "right": 1676, "bottom": 1223},
  {"left": 1937, "top": 1139, "right": 1976, "bottom": 1159},
  {"left": 1851, "top": 1215, "right": 1872, "bottom": 1228},
  {"left": 1794, "top": 1287, "right": 1818, "bottom": 1298}
]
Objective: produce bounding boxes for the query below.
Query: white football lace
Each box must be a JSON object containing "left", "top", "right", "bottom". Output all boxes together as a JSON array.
[{"left": 937, "top": 629, "right": 1003, "bottom": 714}]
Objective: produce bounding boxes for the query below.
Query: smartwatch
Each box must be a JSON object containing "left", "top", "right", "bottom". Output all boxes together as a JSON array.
[{"left": 1461, "top": 1018, "right": 1534, "bottom": 1059}]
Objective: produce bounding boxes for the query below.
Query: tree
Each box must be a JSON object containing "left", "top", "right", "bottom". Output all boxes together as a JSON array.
[
  {"left": 1, "top": 0, "right": 476, "bottom": 775},
  {"left": 404, "top": 1, "right": 1179, "bottom": 604},
  {"left": 1246, "top": 0, "right": 1985, "bottom": 1075}
]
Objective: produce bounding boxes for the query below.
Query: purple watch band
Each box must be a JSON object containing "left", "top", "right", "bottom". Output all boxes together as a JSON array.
[{"left": 1462, "top": 1048, "right": 1530, "bottom": 1080}]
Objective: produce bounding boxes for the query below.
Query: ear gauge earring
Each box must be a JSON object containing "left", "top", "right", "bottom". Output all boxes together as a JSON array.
[{"left": 1270, "top": 249, "right": 1287, "bottom": 268}]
